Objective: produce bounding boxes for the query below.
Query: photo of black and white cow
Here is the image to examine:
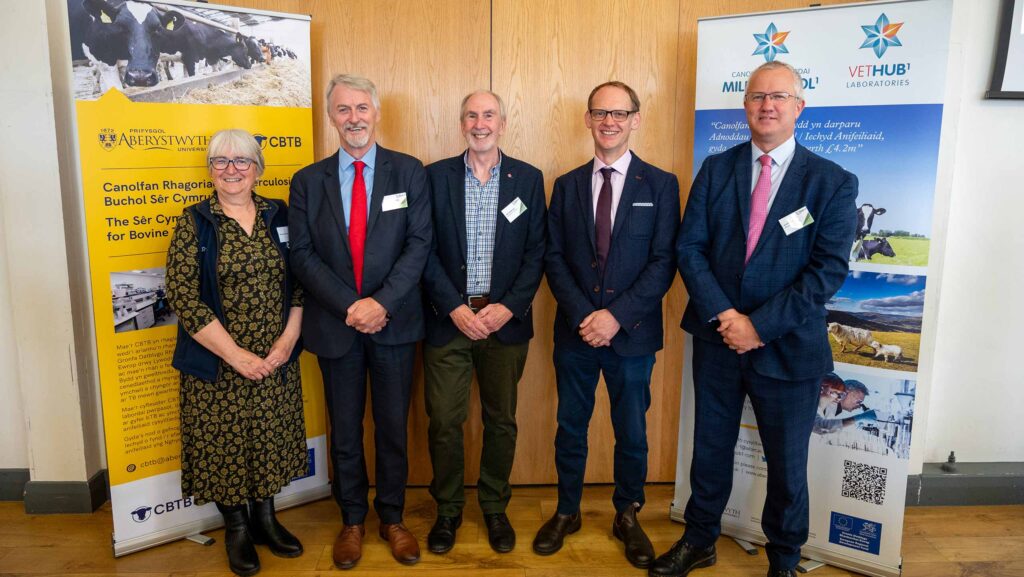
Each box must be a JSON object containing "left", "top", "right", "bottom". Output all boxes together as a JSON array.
[{"left": 68, "top": 0, "right": 310, "bottom": 106}]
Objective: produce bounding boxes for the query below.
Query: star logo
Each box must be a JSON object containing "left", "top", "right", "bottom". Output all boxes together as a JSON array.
[
  {"left": 752, "top": 23, "right": 790, "bottom": 62},
  {"left": 860, "top": 13, "right": 903, "bottom": 58}
]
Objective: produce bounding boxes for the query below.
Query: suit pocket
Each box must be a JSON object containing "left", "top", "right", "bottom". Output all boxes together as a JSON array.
[{"left": 628, "top": 204, "right": 655, "bottom": 239}]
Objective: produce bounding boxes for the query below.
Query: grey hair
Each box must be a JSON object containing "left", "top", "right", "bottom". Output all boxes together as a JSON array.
[
  {"left": 207, "top": 129, "right": 264, "bottom": 176},
  {"left": 746, "top": 60, "right": 805, "bottom": 101},
  {"left": 460, "top": 90, "right": 507, "bottom": 121},
  {"left": 325, "top": 74, "right": 380, "bottom": 111}
]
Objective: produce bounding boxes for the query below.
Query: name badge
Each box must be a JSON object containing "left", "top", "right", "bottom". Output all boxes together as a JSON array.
[
  {"left": 779, "top": 206, "right": 814, "bottom": 235},
  {"left": 502, "top": 197, "right": 527, "bottom": 223},
  {"left": 632, "top": 201, "right": 654, "bottom": 207},
  {"left": 382, "top": 192, "right": 408, "bottom": 211},
  {"left": 276, "top": 226, "right": 289, "bottom": 242}
]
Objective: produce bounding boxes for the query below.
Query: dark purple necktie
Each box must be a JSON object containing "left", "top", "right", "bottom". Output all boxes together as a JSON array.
[{"left": 596, "top": 167, "right": 614, "bottom": 273}]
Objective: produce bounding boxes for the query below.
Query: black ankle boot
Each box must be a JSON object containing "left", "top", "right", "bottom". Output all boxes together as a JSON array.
[
  {"left": 249, "top": 496, "right": 303, "bottom": 558},
  {"left": 216, "top": 502, "right": 260, "bottom": 577}
]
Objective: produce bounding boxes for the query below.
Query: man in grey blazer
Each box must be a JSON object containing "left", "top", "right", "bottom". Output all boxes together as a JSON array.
[
  {"left": 421, "top": 90, "right": 546, "bottom": 555},
  {"left": 289, "top": 74, "right": 431, "bottom": 570}
]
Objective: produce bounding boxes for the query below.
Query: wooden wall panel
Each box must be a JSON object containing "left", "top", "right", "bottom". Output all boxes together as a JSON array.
[
  {"left": 492, "top": 0, "right": 683, "bottom": 484},
  {"left": 214, "top": 0, "right": 857, "bottom": 489}
]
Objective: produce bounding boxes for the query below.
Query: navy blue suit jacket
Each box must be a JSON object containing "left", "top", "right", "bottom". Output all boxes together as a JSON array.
[
  {"left": 546, "top": 153, "right": 680, "bottom": 356},
  {"left": 677, "top": 141, "right": 857, "bottom": 380},
  {"left": 288, "top": 146, "right": 432, "bottom": 358},
  {"left": 422, "top": 152, "right": 547, "bottom": 347}
]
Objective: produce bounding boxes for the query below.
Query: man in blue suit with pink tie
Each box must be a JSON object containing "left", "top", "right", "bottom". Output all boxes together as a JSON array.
[{"left": 650, "top": 62, "right": 857, "bottom": 577}]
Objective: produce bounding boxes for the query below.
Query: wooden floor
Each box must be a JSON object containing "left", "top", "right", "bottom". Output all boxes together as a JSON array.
[{"left": 1, "top": 484, "right": 1022, "bottom": 576}]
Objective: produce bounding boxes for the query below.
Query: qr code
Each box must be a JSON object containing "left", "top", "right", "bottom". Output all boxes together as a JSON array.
[{"left": 841, "top": 460, "right": 887, "bottom": 505}]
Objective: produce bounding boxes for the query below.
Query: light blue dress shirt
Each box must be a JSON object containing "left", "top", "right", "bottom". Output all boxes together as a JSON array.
[{"left": 337, "top": 144, "right": 377, "bottom": 229}]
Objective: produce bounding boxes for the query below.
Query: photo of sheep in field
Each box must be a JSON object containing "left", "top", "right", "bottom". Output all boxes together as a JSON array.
[{"left": 826, "top": 271, "right": 925, "bottom": 370}]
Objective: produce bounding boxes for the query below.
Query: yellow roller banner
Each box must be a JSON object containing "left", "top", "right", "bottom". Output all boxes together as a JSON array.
[{"left": 67, "top": 0, "right": 322, "bottom": 556}]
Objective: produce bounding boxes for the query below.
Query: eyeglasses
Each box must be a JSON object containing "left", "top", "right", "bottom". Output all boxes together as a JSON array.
[
  {"left": 209, "top": 157, "right": 255, "bottom": 171},
  {"left": 745, "top": 92, "right": 798, "bottom": 104},
  {"left": 588, "top": 109, "right": 636, "bottom": 121}
]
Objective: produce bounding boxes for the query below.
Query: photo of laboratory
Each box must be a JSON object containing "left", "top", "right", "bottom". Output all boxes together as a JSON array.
[
  {"left": 110, "top": 269, "right": 175, "bottom": 333},
  {"left": 812, "top": 368, "right": 916, "bottom": 461}
]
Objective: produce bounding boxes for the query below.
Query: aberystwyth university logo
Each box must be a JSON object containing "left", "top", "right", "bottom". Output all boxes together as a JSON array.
[{"left": 98, "top": 128, "right": 118, "bottom": 151}]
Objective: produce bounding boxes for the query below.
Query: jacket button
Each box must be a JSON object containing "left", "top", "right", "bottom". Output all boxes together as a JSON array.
[
  {"left": 593, "top": 286, "right": 600, "bottom": 293},
  {"left": 591, "top": 261, "right": 597, "bottom": 268},
  {"left": 735, "top": 273, "right": 742, "bottom": 280},
  {"left": 461, "top": 265, "right": 466, "bottom": 271}
]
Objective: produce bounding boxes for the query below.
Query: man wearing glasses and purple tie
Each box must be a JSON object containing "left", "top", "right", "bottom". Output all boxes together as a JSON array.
[{"left": 535, "top": 81, "right": 679, "bottom": 570}]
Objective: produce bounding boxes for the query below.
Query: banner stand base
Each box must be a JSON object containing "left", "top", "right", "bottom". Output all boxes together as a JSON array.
[
  {"left": 185, "top": 534, "right": 215, "bottom": 546},
  {"left": 733, "top": 537, "right": 759, "bottom": 555},
  {"left": 798, "top": 559, "right": 827, "bottom": 573}
]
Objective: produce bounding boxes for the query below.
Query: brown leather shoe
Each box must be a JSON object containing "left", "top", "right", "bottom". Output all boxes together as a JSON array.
[
  {"left": 379, "top": 522, "right": 421, "bottom": 565},
  {"left": 332, "top": 524, "right": 364, "bottom": 570}
]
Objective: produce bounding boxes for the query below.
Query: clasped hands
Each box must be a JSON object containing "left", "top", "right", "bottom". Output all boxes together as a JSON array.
[
  {"left": 228, "top": 332, "right": 299, "bottom": 381},
  {"left": 451, "top": 303, "right": 513, "bottom": 340},
  {"left": 346, "top": 296, "right": 389, "bottom": 334},
  {"left": 579, "top": 309, "right": 620, "bottom": 348},
  {"left": 717, "top": 308, "right": 764, "bottom": 354}
]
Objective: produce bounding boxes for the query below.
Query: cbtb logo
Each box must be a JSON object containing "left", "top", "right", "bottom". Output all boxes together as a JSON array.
[
  {"left": 129, "top": 506, "right": 153, "bottom": 523},
  {"left": 97, "top": 128, "right": 119, "bottom": 151},
  {"left": 254, "top": 133, "right": 303, "bottom": 149}
]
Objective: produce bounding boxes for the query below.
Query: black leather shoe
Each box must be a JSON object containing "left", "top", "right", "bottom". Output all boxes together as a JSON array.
[
  {"left": 249, "top": 497, "right": 303, "bottom": 558},
  {"left": 427, "top": 513, "right": 462, "bottom": 554},
  {"left": 532, "top": 511, "right": 581, "bottom": 555},
  {"left": 613, "top": 502, "right": 655, "bottom": 568},
  {"left": 767, "top": 568, "right": 797, "bottom": 577},
  {"left": 217, "top": 503, "right": 261, "bottom": 577},
  {"left": 648, "top": 539, "right": 716, "bottom": 577},
  {"left": 484, "top": 512, "right": 516, "bottom": 553}
]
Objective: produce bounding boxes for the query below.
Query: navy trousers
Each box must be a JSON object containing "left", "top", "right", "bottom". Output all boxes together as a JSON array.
[
  {"left": 553, "top": 344, "right": 655, "bottom": 515},
  {"left": 319, "top": 336, "right": 415, "bottom": 525},
  {"left": 683, "top": 337, "right": 820, "bottom": 570}
]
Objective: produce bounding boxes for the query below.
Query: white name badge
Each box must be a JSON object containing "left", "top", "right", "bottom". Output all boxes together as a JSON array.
[
  {"left": 502, "top": 197, "right": 527, "bottom": 223},
  {"left": 276, "top": 226, "right": 289, "bottom": 242},
  {"left": 632, "top": 202, "right": 654, "bottom": 207},
  {"left": 382, "top": 192, "right": 408, "bottom": 211},
  {"left": 779, "top": 206, "right": 814, "bottom": 235}
]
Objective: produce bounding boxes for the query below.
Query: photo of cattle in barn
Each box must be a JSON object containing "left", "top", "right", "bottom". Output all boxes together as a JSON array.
[
  {"left": 68, "top": 0, "right": 311, "bottom": 106},
  {"left": 825, "top": 270, "right": 925, "bottom": 371}
]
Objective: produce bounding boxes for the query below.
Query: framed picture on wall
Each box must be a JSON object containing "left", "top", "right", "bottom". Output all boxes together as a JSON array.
[{"left": 988, "top": 0, "right": 1024, "bottom": 98}]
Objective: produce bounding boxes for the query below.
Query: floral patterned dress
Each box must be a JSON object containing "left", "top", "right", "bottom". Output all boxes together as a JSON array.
[{"left": 166, "top": 193, "right": 307, "bottom": 506}]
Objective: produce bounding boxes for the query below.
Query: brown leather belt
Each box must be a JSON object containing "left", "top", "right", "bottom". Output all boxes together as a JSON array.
[{"left": 467, "top": 294, "right": 490, "bottom": 311}]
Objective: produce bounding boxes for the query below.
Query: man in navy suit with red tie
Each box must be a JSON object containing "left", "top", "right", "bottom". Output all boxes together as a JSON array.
[
  {"left": 650, "top": 62, "right": 857, "bottom": 577},
  {"left": 534, "top": 81, "right": 679, "bottom": 569},
  {"left": 289, "top": 74, "right": 431, "bottom": 570}
]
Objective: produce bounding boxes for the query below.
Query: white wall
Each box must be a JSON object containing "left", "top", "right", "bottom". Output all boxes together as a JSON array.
[{"left": 923, "top": 0, "right": 1024, "bottom": 463}]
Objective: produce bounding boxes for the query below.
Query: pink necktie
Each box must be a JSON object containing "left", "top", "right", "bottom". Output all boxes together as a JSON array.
[{"left": 745, "top": 154, "right": 772, "bottom": 264}]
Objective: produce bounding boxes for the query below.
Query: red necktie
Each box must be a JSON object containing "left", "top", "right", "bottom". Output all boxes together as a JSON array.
[
  {"left": 745, "top": 154, "right": 772, "bottom": 264},
  {"left": 596, "top": 167, "right": 614, "bottom": 273},
  {"left": 349, "top": 160, "right": 367, "bottom": 294}
]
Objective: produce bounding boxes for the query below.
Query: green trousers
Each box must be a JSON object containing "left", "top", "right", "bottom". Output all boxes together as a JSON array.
[{"left": 423, "top": 334, "right": 529, "bottom": 517}]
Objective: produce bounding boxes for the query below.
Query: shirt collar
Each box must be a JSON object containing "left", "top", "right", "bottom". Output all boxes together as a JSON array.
[
  {"left": 339, "top": 143, "right": 377, "bottom": 172},
  {"left": 463, "top": 149, "right": 503, "bottom": 176},
  {"left": 593, "top": 150, "right": 633, "bottom": 176},
  {"left": 752, "top": 136, "right": 796, "bottom": 167}
]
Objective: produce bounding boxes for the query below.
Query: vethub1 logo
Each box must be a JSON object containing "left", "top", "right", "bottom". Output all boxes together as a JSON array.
[
  {"left": 752, "top": 22, "right": 790, "bottom": 62},
  {"left": 860, "top": 13, "right": 904, "bottom": 58},
  {"left": 98, "top": 128, "right": 118, "bottom": 151},
  {"left": 254, "top": 133, "right": 304, "bottom": 150},
  {"left": 847, "top": 13, "right": 910, "bottom": 88}
]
